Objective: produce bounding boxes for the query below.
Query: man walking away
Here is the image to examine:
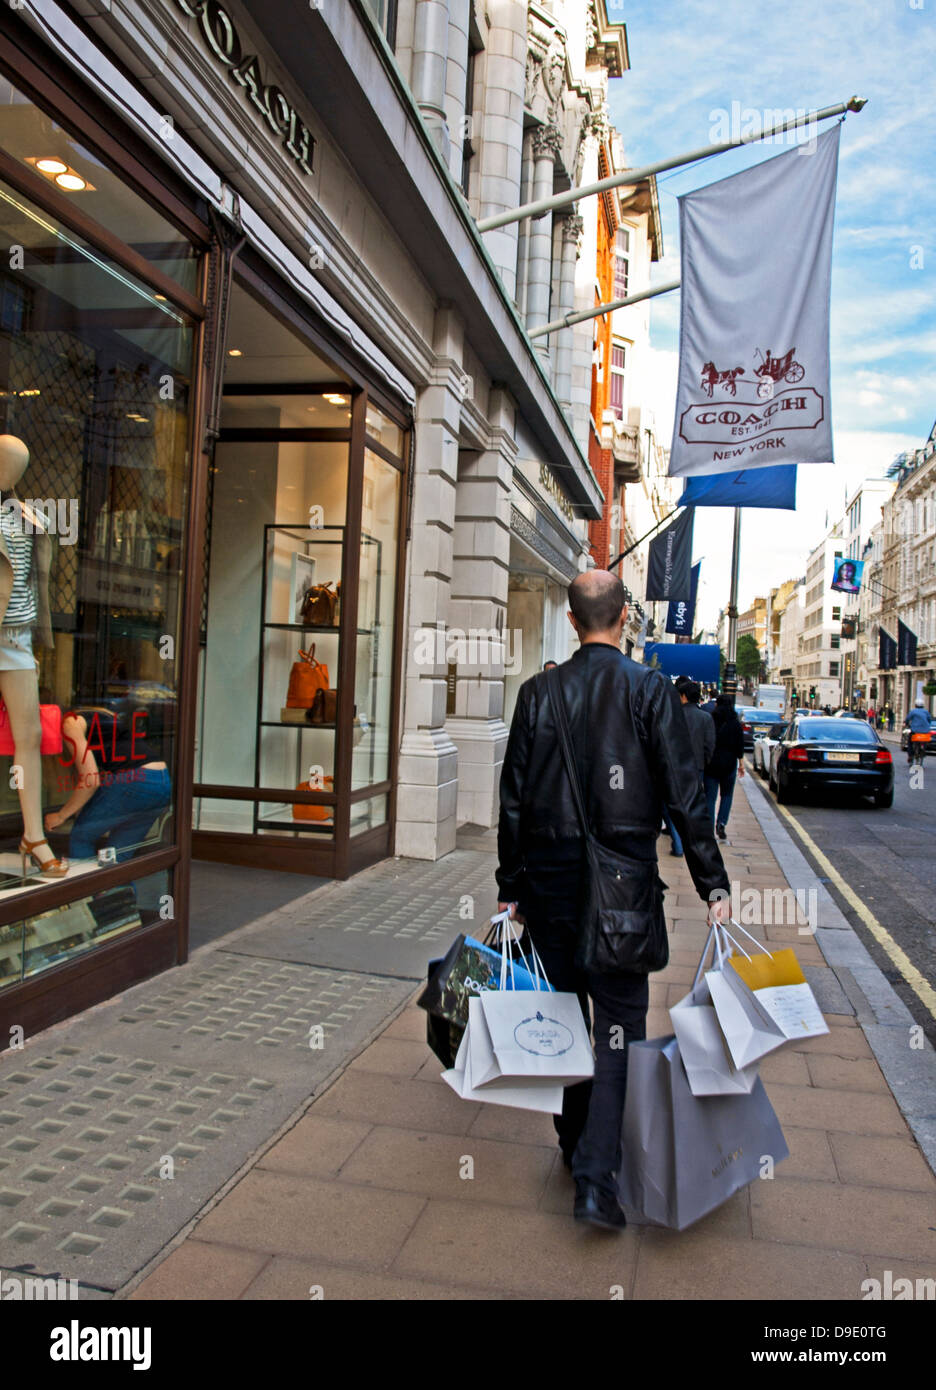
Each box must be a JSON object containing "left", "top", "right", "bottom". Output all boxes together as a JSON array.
[
  {"left": 887, "top": 706, "right": 896, "bottom": 733},
  {"left": 496, "top": 571, "right": 730, "bottom": 1232},
  {"left": 664, "top": 679, "right": 715, "bottom": 858},
  {"left": 704, "top": 693, "right": 745, "bottom": 840}
]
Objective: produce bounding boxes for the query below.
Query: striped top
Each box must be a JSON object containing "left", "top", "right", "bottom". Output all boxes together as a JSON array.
[{"left": 0, "top": 507, "right": 37, "bottom": 628}]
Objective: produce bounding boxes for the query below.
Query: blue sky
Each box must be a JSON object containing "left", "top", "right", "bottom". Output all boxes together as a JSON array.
[{"left": 605, "top": 0, "right": 935, "bottom": 624}]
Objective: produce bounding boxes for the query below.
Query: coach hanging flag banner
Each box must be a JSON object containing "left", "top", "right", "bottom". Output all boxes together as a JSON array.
[
  {"left": 897, "top": 619, "right": 918, "bottom": 668},
  {"left": 669, "top": 125, "right": 840, "bottom": 478},
  {"left": 666, "top": 562, "right": 701, "bottom": 635},
  {"left": 646, "top": 507, "right": 694, "bottom": 601},
  {"left": 879, "top": 627, "right": 897, "bottom": 672}
]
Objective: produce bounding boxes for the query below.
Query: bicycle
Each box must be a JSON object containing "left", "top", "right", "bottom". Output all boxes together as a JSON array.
[{"left": 909, "top": 733, "right": 930, "bottom": 769}]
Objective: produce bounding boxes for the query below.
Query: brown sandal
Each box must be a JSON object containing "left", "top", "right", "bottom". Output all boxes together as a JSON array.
[{"left": 20, "top": 837, "right": 69, "bottom": 879}]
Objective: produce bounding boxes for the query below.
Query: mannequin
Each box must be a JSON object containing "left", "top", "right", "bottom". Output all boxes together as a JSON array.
[{"left": 0, "top": 434, "right": 65, "bottom": 878}]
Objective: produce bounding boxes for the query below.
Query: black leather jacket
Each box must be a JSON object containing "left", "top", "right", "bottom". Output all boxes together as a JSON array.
[{"left": 496, "top": 643, "right": 730, "bottom": 904}]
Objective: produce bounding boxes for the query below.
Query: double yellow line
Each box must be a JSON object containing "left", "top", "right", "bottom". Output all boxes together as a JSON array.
[{"left": 771, "top": 800, "right": 936, "bottom": 1020}]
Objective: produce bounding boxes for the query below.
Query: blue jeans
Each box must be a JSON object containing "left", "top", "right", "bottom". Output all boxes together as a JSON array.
[
  {"left": 705, "top": 767, "right": 737, "bottom": 830},
  {"left": 69, "top": 768, "right": 171, "bottom": 862},
  {"left": 663, "top": 806, "right": 683, "bottom": 854}
]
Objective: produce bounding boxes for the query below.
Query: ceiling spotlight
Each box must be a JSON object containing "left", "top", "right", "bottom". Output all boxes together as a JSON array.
[
  {"left": 227, "top": 348, "right": 243, "bottom": 357},
  {"left": 55, "top": 172, "right": 87, "bottom": 192},
  {"left": 36, "top": 157, "right": 68, "bottom": 175},
  {"left": 323, "top": 393, "right": 349, "bottom": 405}
]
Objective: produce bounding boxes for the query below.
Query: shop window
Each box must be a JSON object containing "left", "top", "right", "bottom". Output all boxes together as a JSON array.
[
  {"left": 0, "top": 867, "right": 170, "bottom": 988},
  {"left": 0, "top": 144, "right": 193, "bottom": 915},
  {"left": 0, "top": 78, "right": 198, "bottom": 294}
]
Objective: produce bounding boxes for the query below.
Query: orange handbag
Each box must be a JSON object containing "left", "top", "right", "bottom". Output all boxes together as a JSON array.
[
  {"left": 293, "top": 774, "right": 333, "bottom": 822},
  {"left": 285, "top": 646, "right": 329, "bottom": 709}
]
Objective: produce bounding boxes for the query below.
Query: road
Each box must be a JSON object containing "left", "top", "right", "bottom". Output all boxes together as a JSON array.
[{"left": 747, "top": 740, "right": 936, "bottom": 1047}]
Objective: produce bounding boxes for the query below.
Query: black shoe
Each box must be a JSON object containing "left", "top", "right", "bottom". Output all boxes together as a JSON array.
[
  {"left": 573, "top": 1181, "right": 628, "bottom": 1231},
  {"left": 716, "top": 824, "right": 727, "bottom": 840}
]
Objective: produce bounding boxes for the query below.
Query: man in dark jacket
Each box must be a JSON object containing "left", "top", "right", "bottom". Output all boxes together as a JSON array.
[
  {"left": 664, "top": 679, "right": 716, "bottom": 857},
  {"left": 496, "top": 570, "right": 730, "bottom": 1231}
]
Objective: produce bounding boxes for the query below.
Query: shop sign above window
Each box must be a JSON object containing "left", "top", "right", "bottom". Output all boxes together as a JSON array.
[{"left": 173, "top": 0, "right": 315, "bottom": 175}]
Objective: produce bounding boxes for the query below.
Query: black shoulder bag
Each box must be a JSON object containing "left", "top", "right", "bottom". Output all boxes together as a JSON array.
[{"left": 546, "top": 666, "right": 669, "bottom": 975}]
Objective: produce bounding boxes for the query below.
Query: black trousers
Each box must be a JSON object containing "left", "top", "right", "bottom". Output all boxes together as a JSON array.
[{"left": 518, "top": 839, "right": 650, "bottom": 1196}]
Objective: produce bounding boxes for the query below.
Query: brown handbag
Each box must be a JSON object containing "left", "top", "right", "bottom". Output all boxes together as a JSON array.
[
  {"left": 307, "top": 687, "right": 338, "bottom": 724},
  {"left": 285, "top": 646, "right": 329, "bottom": 709},
  {"left": 301, "top": 581, "right": 339, "bottom": 627},
  {"left": 293, "top": 774, "right": 333, "bottom": 822}
]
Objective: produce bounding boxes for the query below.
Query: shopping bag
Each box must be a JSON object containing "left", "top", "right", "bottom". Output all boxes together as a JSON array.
[
  {"left": 418, "top": 914, "right": 552, "bottom": 1067},
  {"left": 670, "top": 926, "right": 759, "bottom": 1096},
  {"left": 725, "top": 938, "right": 829, "bottom": 1042},
  {"left": 618, "top": 1034, "right": 789, "bottom": 1230},
  {"left": 440, "top": 999, "right": 564, "bottom": 1114},
  {"left": 704, "top": 921, "right": 786, "bottom": 1071},
  {"left": 472, "top": 934, "right": 594, "bottom": 1087}
]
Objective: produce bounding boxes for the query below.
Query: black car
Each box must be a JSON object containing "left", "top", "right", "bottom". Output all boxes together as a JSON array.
[
  {"left": 769, "top": 717, "right": 894, "bottom": 808},
  {"left": 739, "top": 707, "right": 786, "bottom": 752},
  {"left": 899, "top": 716, "right": 936, "bottom": 754}
]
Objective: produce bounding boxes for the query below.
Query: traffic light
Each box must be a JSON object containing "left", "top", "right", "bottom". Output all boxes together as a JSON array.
[{"left": 809, "top": 686, "right": 816, "bottom": 700}]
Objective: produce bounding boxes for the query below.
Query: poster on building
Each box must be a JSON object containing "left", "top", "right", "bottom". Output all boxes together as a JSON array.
[
  {"left": 669, "top": 126, "right": 839, "bottom": 478},
  {"left": 831, "top": 557, "right": 864, "bottom": 593}
]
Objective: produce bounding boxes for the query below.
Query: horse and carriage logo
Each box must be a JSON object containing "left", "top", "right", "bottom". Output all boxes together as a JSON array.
[{"left": 701, "top": 346, "right": 805, "bottom": 401}]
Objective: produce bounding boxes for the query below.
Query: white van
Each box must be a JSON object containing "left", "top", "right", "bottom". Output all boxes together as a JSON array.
[{"left": 754, "top": 684, "right": 786, "bottom": 714}]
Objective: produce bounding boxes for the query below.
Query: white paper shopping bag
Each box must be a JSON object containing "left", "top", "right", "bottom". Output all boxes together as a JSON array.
[
  {"left": 670, "top": 927, "right": 760, "bottom": 1095},
  {"left": 725, "top": 940, "right": 829, "bottom": 1041},
  {"left": 704, "top": 921, "right": 786, "bottom": 1070},
  {"left": 475, "top": 987, "right": 594, "bottom": 1086},
  {"left": 441, "top": 1001, "right": 563, "bottom": 1113}
]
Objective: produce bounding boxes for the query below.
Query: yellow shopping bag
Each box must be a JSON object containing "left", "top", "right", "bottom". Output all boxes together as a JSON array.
[{"left": 726, "top": 935, "right": 828, "bottom": 1041}]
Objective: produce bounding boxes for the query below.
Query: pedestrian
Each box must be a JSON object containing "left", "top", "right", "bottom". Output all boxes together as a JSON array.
[
  {"left": 664, "top": 679, "right": 716, "bottom": 858},
  {"left": 496, "top": 570, "right": 729, "bottom": 1232},
  {"left": 867, "top": 706, "right": 875, "bottom": 724},
  {"left": 904, "top": 698, "right": 931, "bottom": 764},
  {"left": 823, "top": 704, "right": 832, "bottom": 716},
  {"left": 543, "top": 660, "right": 558, "bottom": 671},
  {"left": 878, "top": 709, "right": 886, "bottom": 731},
  {"left": 704, "top": 693, "right": 746, "bottom": 840},
  {"left": 887, "top": 706, "right": 895, "bottom": 733}
]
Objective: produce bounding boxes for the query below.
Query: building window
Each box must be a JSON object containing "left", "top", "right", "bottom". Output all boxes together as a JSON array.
[
  {"left": 832, "top": 606, "right": 841, "bottom": 620},
  {"left": 362, "top": 0, "right": 398, "bottom": 45},
  {"left": 829, "top": 661, "right": 840, "bottom": 677},
  {"left": 830, "top": 634, "right": 840, "bottom": 648},
  {"left": 609, "top": 344, "right": 626, "bottom": 417},
  {"left": 460, "top": 41, "right": 480, "bottom": 198},
  {"left": 614, "top": 228, "right": 630, "bottom": 299}
]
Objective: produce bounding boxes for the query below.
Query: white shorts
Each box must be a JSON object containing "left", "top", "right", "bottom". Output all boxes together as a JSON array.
[{"left": 0, "top": 626, "right": 37, "bottom": 671}]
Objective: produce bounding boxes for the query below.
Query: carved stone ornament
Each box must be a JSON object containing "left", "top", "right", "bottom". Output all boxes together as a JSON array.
[
  {"left": 543, "top": 37, "right": 567, "bottom": 104},
  {"left": 561, "top": 213, "right": 584, "bottom": 247},
  {"left": 532, "top": 122, "right": 563, "bottom": 162},
  {"left": 584, "top": 1, "right": 598, "bottom": 53}
]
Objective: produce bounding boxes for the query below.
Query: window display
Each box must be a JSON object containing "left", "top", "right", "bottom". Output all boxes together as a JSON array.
[{"left": 0, "top": 80, "right": 194, "bottom": 941}]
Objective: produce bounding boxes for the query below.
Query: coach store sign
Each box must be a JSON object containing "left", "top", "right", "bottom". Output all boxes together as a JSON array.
[{"left": 173, "top": 0, "right": 315, "bottom": 175}]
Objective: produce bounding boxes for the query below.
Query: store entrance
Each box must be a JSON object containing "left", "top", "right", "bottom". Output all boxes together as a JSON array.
[{"left": 192, "top": 280, "right": 406, "bottom": 878}]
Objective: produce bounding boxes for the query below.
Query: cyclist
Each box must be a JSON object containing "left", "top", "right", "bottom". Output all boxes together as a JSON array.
[{"left": 905, "top": 699, "right": 932, "bottom": 766}]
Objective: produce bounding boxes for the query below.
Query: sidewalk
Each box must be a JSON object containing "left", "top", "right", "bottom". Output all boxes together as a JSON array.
[{"left": 124, "top": 791, "right": 936, "bottom": 1302}]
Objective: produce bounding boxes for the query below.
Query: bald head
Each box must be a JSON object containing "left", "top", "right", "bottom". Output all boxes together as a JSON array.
[{"left": 568, "top": 570, "right": 627, "bottom": 635}]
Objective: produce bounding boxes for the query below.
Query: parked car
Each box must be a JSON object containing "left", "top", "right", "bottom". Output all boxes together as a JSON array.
[
  {"left": 899, "top": 716, "right": 936, "bottom": 754},
  {"left": 769, "top": 717, "right": 894, "bottom": 808},
  {"left": 832, "top": 708, "right": 860, "bottom": 718},
  {"left": 753, "top": 720, "right": 788, "bottom": 778},
  {"left": 741, "top": 707, "right": 786, "bottom": 754}
]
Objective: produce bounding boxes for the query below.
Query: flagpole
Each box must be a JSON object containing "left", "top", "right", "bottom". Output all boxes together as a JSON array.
[
  {"left": 530, "top": 279, "right": 680, "bottom": 340},
  {"left": 725, "top": 508, "right": 742, "bottom": 703},
  {"left": 608, "top": 508, "right": 680, "bottom": 572},
  {"left": 477, "top": 98, "right": 867, "bottom": 233}
]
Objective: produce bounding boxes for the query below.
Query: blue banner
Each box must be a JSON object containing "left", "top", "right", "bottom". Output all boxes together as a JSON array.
[
  {"left": 678, "top": 465, "right": 797, "bottom": 510},
  {"left": 644, "top": 642, "right": 720, "bottom": 683},
  {"left": 666, "top": 562, "right": 701, "bottom": 635}
]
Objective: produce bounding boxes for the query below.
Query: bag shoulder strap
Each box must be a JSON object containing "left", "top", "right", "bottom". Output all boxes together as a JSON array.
[{"left": 545, "top": 666, "right": 591, "bottom": 839}]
